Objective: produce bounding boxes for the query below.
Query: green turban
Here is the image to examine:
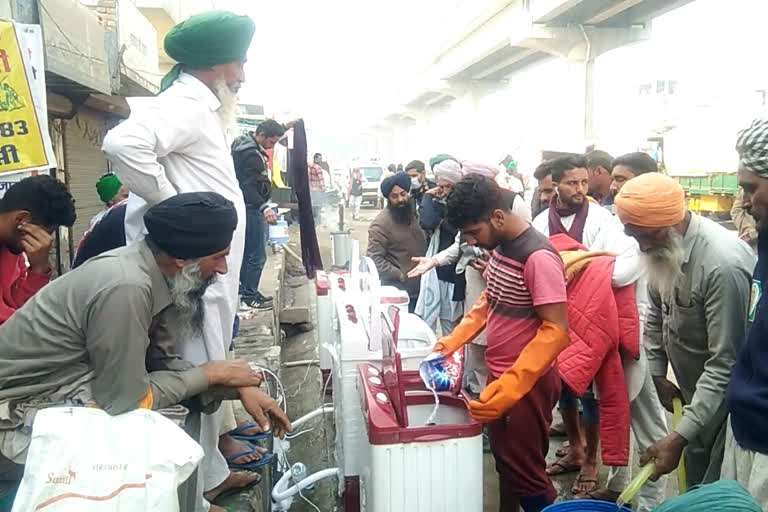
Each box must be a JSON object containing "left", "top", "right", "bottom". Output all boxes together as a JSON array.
[
  {"left": 96, "top": 174, "right": 122, "bottom": 203},
  {"left": 160, "top": 10, "right": 255, "bottom": 91},
  {"left": 429, "top": 154, "right": 458, "bottom": 168}
]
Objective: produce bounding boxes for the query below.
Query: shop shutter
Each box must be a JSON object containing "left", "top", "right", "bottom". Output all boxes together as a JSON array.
[{"left": 64, "top": 107, "right": 108, "bottom": 244}]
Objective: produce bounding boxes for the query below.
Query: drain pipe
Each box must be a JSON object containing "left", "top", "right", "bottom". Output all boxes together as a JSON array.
[{"left": 291, "top": 405, "right": 334, "bottom": 431}]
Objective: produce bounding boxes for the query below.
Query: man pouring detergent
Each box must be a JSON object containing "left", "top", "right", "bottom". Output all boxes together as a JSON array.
[{"left": 432, "top": 175, "right": 569, "bottom": 511}]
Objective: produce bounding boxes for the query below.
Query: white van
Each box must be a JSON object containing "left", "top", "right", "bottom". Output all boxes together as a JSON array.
[{"left": 356, "top": 163, "right": 386, "bottom": 206}]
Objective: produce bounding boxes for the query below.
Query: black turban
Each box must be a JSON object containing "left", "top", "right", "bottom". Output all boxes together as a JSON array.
[
  {"left": 144, "top": 192, "right": 237, "bottom": 259},
  {"left": 380, "top": 172, "right": 411, "bottom": 198}
]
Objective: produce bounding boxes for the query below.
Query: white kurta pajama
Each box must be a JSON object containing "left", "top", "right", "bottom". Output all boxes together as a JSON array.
[{"left": 103, "top": 73, "right": 245, "bottom": 505}]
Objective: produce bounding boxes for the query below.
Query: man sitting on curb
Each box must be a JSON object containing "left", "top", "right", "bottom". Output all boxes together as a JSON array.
[{"left": 0, "top": 192, "right": 291, "bottom": 511}]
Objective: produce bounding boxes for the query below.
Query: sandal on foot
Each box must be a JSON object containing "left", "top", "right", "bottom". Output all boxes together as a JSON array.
[
  {"left": 545, "top": 458, "right": 581, "bottom": 476},
  {"left": 227, "top": 451, "right": 276, "bottom": 471},
  {"left": 228, "top": 423, "right": 271, "bottom": 442},
  {"left": 571, "top": 473, "right": 599, "bottom": 496}
]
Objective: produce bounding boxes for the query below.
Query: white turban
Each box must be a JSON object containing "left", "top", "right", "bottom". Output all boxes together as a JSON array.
[
  {"left": 461, "top": 161, "right": 499, "bottom": 178},
  {"left": 433, "top": 159, "right": 463, "bottom": 184}
]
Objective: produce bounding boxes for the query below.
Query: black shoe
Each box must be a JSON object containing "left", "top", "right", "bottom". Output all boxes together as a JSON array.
[
  {"left": 255, "top": 292, "right": 274, "bottom": 304},
  {"left": 243, "top": 297, "right": 273, "bottom": 311}
]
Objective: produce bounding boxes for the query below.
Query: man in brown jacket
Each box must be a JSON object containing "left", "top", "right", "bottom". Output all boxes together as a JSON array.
[{"left": 367, "top": 172, "right": 426, "bottom": 312}]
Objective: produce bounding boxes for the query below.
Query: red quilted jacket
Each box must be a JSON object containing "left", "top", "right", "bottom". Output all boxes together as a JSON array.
[{"left": 550, "top": 234, "right": 639, "bottom": 466}]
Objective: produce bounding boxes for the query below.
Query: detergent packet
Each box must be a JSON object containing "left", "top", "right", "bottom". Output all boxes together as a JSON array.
[{"left": 419, "top": 349, "right": 464, "bottom": 394}]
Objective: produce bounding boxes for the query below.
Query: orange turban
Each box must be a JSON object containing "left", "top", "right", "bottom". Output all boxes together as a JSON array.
[{"left": 615, "top": 173, "right": 686, "bottom": 228}]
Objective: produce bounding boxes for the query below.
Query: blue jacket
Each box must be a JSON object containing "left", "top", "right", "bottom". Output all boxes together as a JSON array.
[{"left": 727, "top": 235, "right": 768, "bottom": 453}]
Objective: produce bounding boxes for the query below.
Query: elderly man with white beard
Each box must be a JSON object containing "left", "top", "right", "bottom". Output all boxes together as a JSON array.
[
  {"left": 102, "top": 10, "right": 258, "bottom": 509},
  {"left": 614, "top": 173, "right": 755, "bottom": 487},
  {"left": 0, "top": 193, "right": 291, "bottom": 512}
]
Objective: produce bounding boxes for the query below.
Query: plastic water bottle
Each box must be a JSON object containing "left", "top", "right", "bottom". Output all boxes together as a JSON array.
[{"left": 291, "top": 462, "right": 314, "bottom": 491}]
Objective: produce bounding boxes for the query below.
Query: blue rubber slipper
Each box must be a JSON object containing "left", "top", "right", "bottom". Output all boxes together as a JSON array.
[
  {"left": 228, "top": 423, "right": 271, "bottom": 442},
  {"left": 228, "top": 451, "right": 276, "bottom": 471}
]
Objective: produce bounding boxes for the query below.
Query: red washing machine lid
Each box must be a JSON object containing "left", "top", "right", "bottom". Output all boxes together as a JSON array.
[
  {"left": 358, "top": 364, "right": 482, "bottom": 445},
  {"left": 381, "top": 307, "right": 407, "bottom": 427}
]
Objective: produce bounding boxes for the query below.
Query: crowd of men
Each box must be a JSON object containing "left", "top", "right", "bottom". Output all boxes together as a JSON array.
[
  {"left": 0, "top": 6, "right": 765, "bottom": 512},
  {"left": 366, "top": 134, "right": 768, "bottom": 511}
]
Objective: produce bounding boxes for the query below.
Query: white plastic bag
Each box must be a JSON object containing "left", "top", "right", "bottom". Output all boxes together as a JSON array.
[{"left": 12, "top": 407, "right": 203, "bottom": 511}]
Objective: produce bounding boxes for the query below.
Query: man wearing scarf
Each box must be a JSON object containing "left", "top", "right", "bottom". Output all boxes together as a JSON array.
[
  {"left": 413, "top": 157, "right": 464, "bottom": 334},
  {"left": 614, "top": 173, "right": 754, "bottom": 488},
  {"left": 102, "top": 10, "right": 257, "bottom": 509},
  {"left": 533, "top": 155, "right": 641, "bottom": 496},
  {"left": 724, "top": 118, "right": 768, "bottom": 509},
  {"left": 367, "top": 172, "right": 426, "bottom": 313}
]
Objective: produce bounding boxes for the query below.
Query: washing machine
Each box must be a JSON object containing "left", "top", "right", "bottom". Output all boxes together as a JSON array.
[{"left": 356, "top": 308, "right": 483, "bottom": 512}]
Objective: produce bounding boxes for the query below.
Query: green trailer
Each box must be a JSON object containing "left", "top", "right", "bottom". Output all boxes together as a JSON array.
[{"left": 675, "top": 172, "right": 739, "bottom": 215}]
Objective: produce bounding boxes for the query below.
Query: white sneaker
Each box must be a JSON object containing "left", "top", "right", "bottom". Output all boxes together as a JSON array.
[{"left": 239, "top": 301, "right": 255, "bottom": 313}]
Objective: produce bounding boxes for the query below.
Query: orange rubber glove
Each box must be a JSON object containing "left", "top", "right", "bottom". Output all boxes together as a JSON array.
[
  {"left": 469, "top": 321, "right": 569, "bottom": 422},
  {"left": 433, "top": 292, "right": 489, "bottom": 356}
]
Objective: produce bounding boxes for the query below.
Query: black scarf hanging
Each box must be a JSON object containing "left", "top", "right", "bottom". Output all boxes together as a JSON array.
[{"left": 290, "top": 120, "right": 324, "bottom": 278}]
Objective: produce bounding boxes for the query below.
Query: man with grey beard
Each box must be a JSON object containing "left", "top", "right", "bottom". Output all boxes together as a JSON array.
[
  {"left": 614, "top": 173, "right": 755, "bottom": 488},
  {"left": 102, "top": 10, "right": 259, "bottom": 505},
  {"left": 0, "top": 193, "right": 291, "bottom": 512}
]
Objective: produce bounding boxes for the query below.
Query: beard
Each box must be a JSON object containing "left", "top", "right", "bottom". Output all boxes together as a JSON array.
[
  {"left": 388, "top": 199, "right": 415, "bottom": 225},
  {"left": 165, "top": 261, "right": 216, "bottom": 339},
  {"left": 212, "top": 79, "right": 239, "bottom": 131},
  {"left": 642, "top": 228, "right": 685, "bottom": 301}
]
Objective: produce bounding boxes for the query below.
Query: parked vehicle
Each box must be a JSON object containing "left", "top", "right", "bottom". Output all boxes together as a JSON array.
[{"left": 356, "top": 163, "right": 386, "bottom": 206}]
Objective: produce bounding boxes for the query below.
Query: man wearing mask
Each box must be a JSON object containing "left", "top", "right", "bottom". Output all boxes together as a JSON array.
[
  {"left": 367, "top": 172, "right": 426, "bottom": 313},
  {"left": 405, "top": 160, "right": 435, "bottom": 210},
  {"left": 231, "top": 119, "right": 296, "bottom": 311}
]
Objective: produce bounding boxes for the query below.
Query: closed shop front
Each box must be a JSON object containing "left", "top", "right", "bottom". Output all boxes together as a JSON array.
[{"left": 63, "top": 107, "right": 109, "bottom": 246}]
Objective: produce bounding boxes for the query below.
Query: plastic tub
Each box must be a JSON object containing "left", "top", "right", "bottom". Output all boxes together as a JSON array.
[{"left": 542, "top": 501, "right": 632, "bottom": 511}]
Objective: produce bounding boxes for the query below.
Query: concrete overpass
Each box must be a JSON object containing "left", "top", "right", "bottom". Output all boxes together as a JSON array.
[{"left": 368, "top": 0, "right": 694, "bottom": 161}]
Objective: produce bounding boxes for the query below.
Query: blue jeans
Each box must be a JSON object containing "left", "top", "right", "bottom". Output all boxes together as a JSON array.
[
  {"left": 239, "top": 209, "right": 267, "bottom": 301},
  {"left": 559, "top": 387, "right": 599, "bottom": 425}
]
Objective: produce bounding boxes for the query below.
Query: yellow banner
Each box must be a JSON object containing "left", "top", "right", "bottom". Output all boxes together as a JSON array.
[{"left": 0, "top": 20, "right": 48, "bottom": 173}]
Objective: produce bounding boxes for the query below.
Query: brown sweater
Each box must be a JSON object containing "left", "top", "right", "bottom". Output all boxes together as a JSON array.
[{"left": 366, "top": 208, "right": 426, "bottom": 298}]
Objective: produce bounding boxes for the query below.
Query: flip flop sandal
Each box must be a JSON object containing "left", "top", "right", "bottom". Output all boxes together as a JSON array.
[
  {"left": 571, "top": 474, "right": 599, "bottom": 496},
  {"left": 228, "top": 423, "right": 271, "bottom": 442},
  {"left": 227, "top": 451, "right": 276, "bottom": 471},
  {"left": 213, "top": 472, "right": 262, "bottom": 502},
  {"left": 545, "top": 459, "right": 581, "bottom": 476}
]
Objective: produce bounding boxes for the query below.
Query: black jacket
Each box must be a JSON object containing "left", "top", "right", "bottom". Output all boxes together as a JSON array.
[{"left": 231, "top": 133, "right": 272, "bottom": 212}]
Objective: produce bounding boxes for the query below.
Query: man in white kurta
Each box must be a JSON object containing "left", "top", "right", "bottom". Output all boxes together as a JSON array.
[
  {"left": 532, "top": 155, "right": 668, "bottom": 509},
  {"left": 102, "top": 10, "right": 256, "bottom": 509}
]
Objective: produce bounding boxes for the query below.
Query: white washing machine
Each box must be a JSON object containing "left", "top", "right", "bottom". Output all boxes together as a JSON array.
[{"left": 356, "top": 310, "right": 483, "bottom": 512}]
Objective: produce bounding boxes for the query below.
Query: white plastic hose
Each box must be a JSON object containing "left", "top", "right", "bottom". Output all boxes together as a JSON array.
[
  {"left": 272, "top": 467, "right": 340, "bottom": 504},
  {"left": 291, "top": 405, "right": 334, "bottom": 431}
]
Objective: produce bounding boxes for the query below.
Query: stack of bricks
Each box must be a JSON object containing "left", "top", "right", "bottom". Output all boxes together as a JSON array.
[{"left": 86, "top": 0, "right": 117, "bottom": 30}]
